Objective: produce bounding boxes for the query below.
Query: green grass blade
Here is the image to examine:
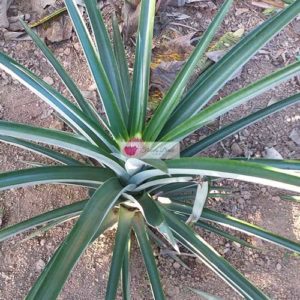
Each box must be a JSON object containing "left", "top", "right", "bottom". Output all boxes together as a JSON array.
[
  {"left": 0, "top": 200, "right": 87, "bottom": 242},
  {"left": 0, "top": 135, "right": 83, "bottom": 166},
  {"left": 143, "top": 0, "right": 233, "bottom": 141},
  {"left": 122, "top": 236, "right": 131, "bottom": 300},
  {"left": 84, "top": 0, "right": 129, "bottom": 122},
  {"left": 182, "top": 93, "right": 300, "bottom": 156},
  {"left": 20, "top": 19, "right": 99, "bottom": 122},
  {"left": 64, "top": 0, "right": 128, "bottom": 140},
  {"left": 0, "top": 51, "right": 117, "bottom": 151},
  {"left": 161, "top": 207, "right": 269, "bottom": 299},
  {"left": 106, "top": 207, "right": 135, "bottom": 300},
  {"left": 161, "top": 62, "right": 300, "bottom": 141},
  {"left": 112, "top": 14, "right": 132, "bottom": 106},
  {"left": 128, "top": 0, "right": 156, "bottom": 137},
  {"left": 0, "top": 166, "right": 114, "bottom": 191},
  {"left": 26, "top": 178, "right": 126, "bottom": 300},
  {"left": 164, "top": 1, "right": 300, "bottom": 131},
  {"left": 0, "top": 121, "right": 127, "bottom": 177},
  {"left": 133, "top": 213, "right": 166, "bottom": 300}
]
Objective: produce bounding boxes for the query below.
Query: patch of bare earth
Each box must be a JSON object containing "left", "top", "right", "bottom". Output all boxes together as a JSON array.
[{"left": 0, "top": 0, "right": 300, "bottom": 299}]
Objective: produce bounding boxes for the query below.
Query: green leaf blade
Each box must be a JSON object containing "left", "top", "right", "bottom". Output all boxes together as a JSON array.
[
  {"left": 0, "top": 166, "right": 114, "bottom": 191},
  {"left": 182, "top": 93, "right": 300, "bottom": 156},
  {"left": 84, "top": 0, "right": 129, "bottom": 122},
  {"left": 133, "top": 213, "right": 166, "bottom": 300},
  {"left": 112, "top": 15, "right": 132, "bottom": 107},
  {"left": 164, "top": 1, "right": 300, "bottom": 131},
  {"left": 161, "top": 207, "right": 269, "bottom": 299},
  {"left": 20, "top": 19, "right": 99, "bottom": 122},
  {"left": 128, "top": 0, "right": 156, "bottom": 137},
  {"left": 143, "top": 0, "right": 233, "bottom": 142},
  {"left": 27, "top": 178, "right": 125, "bottom": 300},
  {"left": 64, "top": 0, "right": 128, "bottom": 140},
  {"left": 161, "top": 62, "right": 300, "bottom": 142},
  {"left": 106, "top": 206, "right": 134, "bottom": 300}
]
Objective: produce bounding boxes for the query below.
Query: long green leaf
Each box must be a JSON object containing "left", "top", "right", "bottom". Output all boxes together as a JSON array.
[
  {"left": 231, "top": 158, "right": 300, "bottom": 170},
  {"left": 0, "top": 200, "right": 87, "bottom": 242},
  {"left": 0, "top": 166, "right": 114, "bottom": 191},
  {"left": 182, "top": 93, "right": 300, "bottom": 156},
  {"left": 0, "top": 135, "right": 83, "bottom": 166},
  {"left": 143, "top": 0, "right": 233, "bottom": 141},
  {"left": 106, "top": 207, "right": 135, "bottom": 300},
  {"left": 201, "top": 209, "right": 300, "bottom": 254},
  {"left": 27, "top": 207, "right": 119, "bottom": 299},
  {"left": 0, "top": 121, "right": 127, "bottom": 177},
  {"left": 122, "top": 236, "right": 131, "bottom": 300},
  {"left": 112, "top": 14, "right": 132, "bottom": 107},
  {"left": 137, "top": 193, "right": 179, "bottom": 252},
  {"left": 84, "top": 0, "right": 129, "bottom": 122},
  {"left": 161, "top": 62, "right": 300, "bottom": 141},
  {"left": 20, "top": 19, "right": 99, "bottom": 122},
  {"left": 64, "top": 0, "right": 128, "bottom": 140},
  {"left": 132, "top": 158, "right": 300, "bottom": 193},
  {"left": 164, "top": 1, "right": 300, "bottom": 131},
  {"left": 128, "top": 0, "right": 156, "bottom": 137},
  {"left": 166, "top": 158, "right": 300, "bottom": 193},
  {"left": 165, "top": 202, "right": 300, "bottom": 254},
  {"left": 26, "top": 178, "right": 127, "bottom": 300},
  {"left": 133, "top": 213, "right": 166, "bottom": 300},
  {"left": 194, "top": 221, "right": 254, "bottom": 249},
  {"left": 0, "top": 51, "right": 117, "bottom": 151},
  {"left": 161, "top": 207, "right": 269, "bottom": 299}
]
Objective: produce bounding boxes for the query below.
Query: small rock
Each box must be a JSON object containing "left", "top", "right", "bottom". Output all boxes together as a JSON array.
[
  {"left": 0, "top": 207, "right": 3, "bottom": 227},
  {"left": 35, "top": 259, "right": 46, "bottom": 272},
  {"left": 290, "top": 127, "right": 300, "bottom": 146},
  {"left": 25, "top": 14, "right": 31, "bottom": 21},
  {"left": 81, "top": 90, "right": 97, "bottom": 101},
  {"left": 64, "top": 47, "right": 71, "bottom": 56},
  {"left": 276, "top": 263, "right": 282, "bottom": 271},
  {"left": 242, "top": 129, "right": 250, "bottom": 137},
  {"left": 50, "top": 119, "right": 64, "bottom": 130},
  {"left": 263, "top": 147, "right": 283, "bottom": 160},
  {"left": 40, "top": 239, "right": 46, "bottom": 246},
  {"left": 166, "top": 286, "right": 180, "bottom": 297},
  {"left": 43, "top": 15, "right": 73, "bottom": 43},
  {"left": 74, "top": 42, "right": 81, "bottom": 52},
  {"left": 31, "top": 0, "right": 56, "bottom": 14},
  {"left": 0, "top": 104, "right": 4, "bottom": 119},
  {"left": 241, "top": 191, "right": 251, "bottom": 200},
  {"left": 236, "top": 8, "right": 249, "bottom": 16},
  {"left": 173, "top": 262, "right": 181, "bottom": 269},
  {"left": 231, "top": 142, "right": 243, "bottom": 156},
  {"left": 88, "top": 82, "right": 97, "bottom": 91},
  {"left": 43, "top": 76, "right": 54, "bottom": 86}
]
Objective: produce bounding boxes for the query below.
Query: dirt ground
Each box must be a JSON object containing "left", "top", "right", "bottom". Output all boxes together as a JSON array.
[{"left": 1, "top": 0, "right": 300, "bottom": 299}]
